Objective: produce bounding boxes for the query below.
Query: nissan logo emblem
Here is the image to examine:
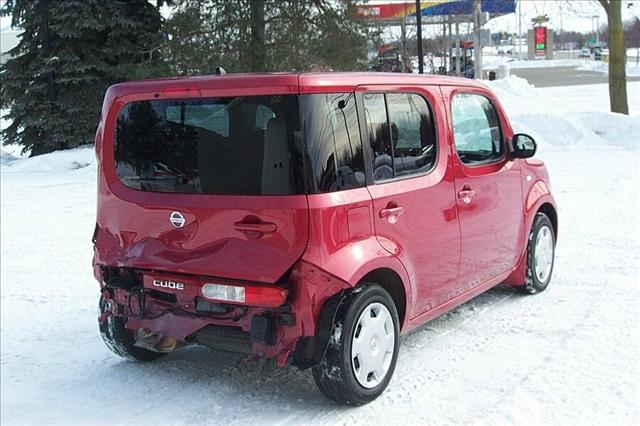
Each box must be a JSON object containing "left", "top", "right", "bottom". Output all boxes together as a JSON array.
[{"left": 169, "top": 211, "right": 186, "bottom": 228}]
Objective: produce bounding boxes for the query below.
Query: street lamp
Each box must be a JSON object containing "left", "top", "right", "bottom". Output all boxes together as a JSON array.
[{"left": 581, "top": 14, "right": 601, "bottom": 47}]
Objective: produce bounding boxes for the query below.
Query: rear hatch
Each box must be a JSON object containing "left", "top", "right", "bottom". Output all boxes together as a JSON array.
[{"left": 94, "top": 75, "right": 308, "bottom": 283}]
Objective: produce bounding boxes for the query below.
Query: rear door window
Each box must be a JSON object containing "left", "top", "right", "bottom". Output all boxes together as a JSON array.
[
  {"left": 300, "top": 93, "right": 366, "bottom": 192},
  {"left": 386, "top": 93, "right": 437, "bottom": 178},
  {"left": 362, "top": 92, "right": 437, "bottom": 181}
]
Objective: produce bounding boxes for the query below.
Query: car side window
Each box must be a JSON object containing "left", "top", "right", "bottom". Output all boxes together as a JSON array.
[
  {"left": 363, "top": 93, "right": 394, "bottom": 181},
  {"left": 386, "top": 93, "right": 437, "bottom": 178},
  {"left": 363, "top": 92, "right": 437, "bottom": 181},
  {"left": 300, "top": 93, "right": 366, "bottom": 193},
  {"left": 451, "top": 93, "right": 503, "bottom": 165}
]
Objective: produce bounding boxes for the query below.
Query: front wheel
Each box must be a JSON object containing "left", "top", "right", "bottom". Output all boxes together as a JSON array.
[
  {"left": 522, "top": 213, "right": 556, "bottom": 294},
  {"left": 312, "top": 284, "right": 400, "bottom": 405}
]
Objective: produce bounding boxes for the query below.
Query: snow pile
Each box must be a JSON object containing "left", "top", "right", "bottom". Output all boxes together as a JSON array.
[
  {"left": 486, "top": 76, "right": 640, "bottom": 152},
  {"left": 577, "top": 60, "right": 640, "bottom": 77},
  {"left": 0, "top": 145, "right": 95, "bottom": 172},
  {"left": 485, "top": 75, "right": 539, "bottom": 99},
  {"left": 0, "top": 150, "right": 18, "bottom": 164},
  {"left": 574, "top": 111, "right": 640, "bottom": 150}
]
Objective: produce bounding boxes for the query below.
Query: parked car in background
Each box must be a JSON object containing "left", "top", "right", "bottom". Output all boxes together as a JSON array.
[
  {"left": 94, "top": 72, "right": 558, "bottom": 405},
  {"left": 594, "top": 46, "right": 604, "bottom": 61}
]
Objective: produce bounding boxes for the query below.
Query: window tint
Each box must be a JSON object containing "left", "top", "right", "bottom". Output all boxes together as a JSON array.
[
  {"left": 386, "top": 93, "right": 437, "bottom": 178},
  {"left": 166, "top": 103, "right": 229, "bottom": 136},
  {"left": 363, "top": 93, "right": 393, "bottom": 181},
  {"left": 115, "top": 96, "right": 305, "bottom": 195},
  {"left": 451, "top": 93, "right": 503, "bottom": 165},
  {"left": 255, "top": 104, "right": 275, "bottom": 130},
  {"left": 363, "top": 92, "right": 437, "bottom": 181},
  {"left": 300, "top": 93, "right": 365, "bottom": 192}
]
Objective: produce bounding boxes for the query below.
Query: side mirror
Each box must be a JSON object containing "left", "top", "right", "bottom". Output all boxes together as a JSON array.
[{"left": 511, "top": 133, "right": 537, "bottom": 158}]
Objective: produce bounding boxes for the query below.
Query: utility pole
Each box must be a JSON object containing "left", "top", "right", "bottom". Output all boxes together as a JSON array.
[
  {"left": 416, "top": 0, "right": 424, "bottom": 74},
  {"left": 455, "top": 21, "right": 461, "bottom": 75},
  {"left": 473, "top": 0, "right": 482, "bottom": 79},
  {"left": 517, "top": 0, "right": 522, "bottom": 59},
  {"left": 447, "top": 16, "right": 452, "bottom": 73},
  {"left": 559, "top": 3, "right": 564, "bottom": 51}
]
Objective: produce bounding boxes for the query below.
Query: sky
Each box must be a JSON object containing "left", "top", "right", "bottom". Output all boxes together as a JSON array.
[
  {"left": 488, "top": 0, "right": 639, "bottom": 34},
  {"left": 1, "top": 1, "right": 639, "bottom": 35}
]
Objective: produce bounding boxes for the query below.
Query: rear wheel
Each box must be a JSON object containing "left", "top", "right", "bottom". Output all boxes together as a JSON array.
[
  {"left": 99, "top": 296, "right": 165, "bottom": 362},
  {"left": 312, "top": 284, "right": 399, "bottom": 405},
  {"left": 522, "top": 213, "right": 556, "bottom": 294}
]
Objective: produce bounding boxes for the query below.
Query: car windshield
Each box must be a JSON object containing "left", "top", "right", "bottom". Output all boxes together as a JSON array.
[{"left": 114, "top": 93, "right": 364, "bottom": 195}]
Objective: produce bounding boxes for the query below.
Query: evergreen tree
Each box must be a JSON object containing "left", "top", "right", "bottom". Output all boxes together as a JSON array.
[
  {"left": 1, "top": 0, "right": 167, "bottom": 155},
  {"left": 162, "top": 0, "right": 374, "bottom": 75}
]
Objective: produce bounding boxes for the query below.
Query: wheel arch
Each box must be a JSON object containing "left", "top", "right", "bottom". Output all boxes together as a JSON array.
[
  {"left": 537, "top": 202, "right": 558, "bottom": 238},
  {"left": 505, "top": 197, "right": 558, "bottom": 286},
  {"left": 359, "top": 268, "right": 407, "bottom": 331}
]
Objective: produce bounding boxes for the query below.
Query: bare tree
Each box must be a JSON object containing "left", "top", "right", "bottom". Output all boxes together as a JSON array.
[{"left": 598, "top": 0, "right": 628, "bottom": 115}]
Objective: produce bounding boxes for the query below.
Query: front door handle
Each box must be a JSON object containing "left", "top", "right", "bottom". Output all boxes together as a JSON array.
[
  {"left": 379, "top": 206, "right": 404, "bottom": 224},
  {"left": 234, "top": 221, "right": 277, "bottom": 238},
  {"left": 457, "top": 186, "right": 476, "bottom": 205}
]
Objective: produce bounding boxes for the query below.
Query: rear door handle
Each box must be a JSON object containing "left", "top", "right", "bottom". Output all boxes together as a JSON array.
[
  {"left": 457, "top": 186, "right": 476, "bottom": 205},
  {"left": 379, "top": 206, "right": 404, "bottom": 224},
  {"left": 233, "top": 221, "right": 277, "bottom": 238}
]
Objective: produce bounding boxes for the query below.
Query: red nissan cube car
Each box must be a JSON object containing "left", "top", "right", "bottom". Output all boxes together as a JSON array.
[{"left": 93, "top": 72, "right": 557, "bottom": 405}]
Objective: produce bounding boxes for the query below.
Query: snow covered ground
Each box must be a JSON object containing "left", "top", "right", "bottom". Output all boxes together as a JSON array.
[{"left": 1, "top": 78, "right": 639, "bottom": 425}]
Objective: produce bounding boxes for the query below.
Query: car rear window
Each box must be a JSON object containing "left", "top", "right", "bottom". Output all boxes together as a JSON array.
[
  {"left": 115, "top": 95, "right": 306, "bottom": 195},
  {"left": 114, "top": 93, "right": 365, "bottom": 196}
]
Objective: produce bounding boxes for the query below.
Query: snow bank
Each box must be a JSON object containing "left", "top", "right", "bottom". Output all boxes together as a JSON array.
[
  {"left": 486, "top": 76, "right": 640, "bottom": 152},
  {"left": 0, "top": 150, "right": 18, "bottom": 164},
  {"left": 485, "top": 75, "right": 539, "bottom": 99},
  {"left": 0, "top": 145, "right": 95, "bottom": 172},
  {"left": 577, "top": 60, "right": 640, "bottom": 77},
  {"left": 484, "top": 54, "right": 640, "bottom": 77}
]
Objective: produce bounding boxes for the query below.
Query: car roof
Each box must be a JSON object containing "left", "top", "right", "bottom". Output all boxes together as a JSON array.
[{"left": 106, "top": 72, "right": 487, "bottom": 99}]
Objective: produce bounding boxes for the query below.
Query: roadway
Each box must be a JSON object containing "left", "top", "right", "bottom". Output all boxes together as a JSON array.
[{"left": 508, "top": 65, "right": 640, "bottom": 87}]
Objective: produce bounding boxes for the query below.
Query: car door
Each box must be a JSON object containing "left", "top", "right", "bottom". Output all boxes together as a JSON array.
[
  {"left": 443, "top": 87, "right": 525, "bottom": 291},
  {"left": 356, "top": 85, "right": 460, "bottom": 317}
]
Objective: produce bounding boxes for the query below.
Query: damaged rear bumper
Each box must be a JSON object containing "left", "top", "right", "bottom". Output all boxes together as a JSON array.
[{"left": 96, "top": 261, "right": 351, "bottom": 367}]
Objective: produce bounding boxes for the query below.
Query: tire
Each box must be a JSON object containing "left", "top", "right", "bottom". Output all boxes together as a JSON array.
[
  {"left": 99, "top": 297, "right": 165, "bottom": 362},
  {"left": 521, "top": 213, "right": 556, "bottom": 294},
  {"left": 312, "top": 284, "right": 400, "bottom": 405}
]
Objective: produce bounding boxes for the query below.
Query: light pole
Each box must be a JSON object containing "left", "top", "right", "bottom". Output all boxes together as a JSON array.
[
  {"left": 416, "top": 0, "right": 424, "bottom": 74},
  {"left": 517, "top": 0, "right": 522, "bottom": 59},
  {"left": 473, "top": 0, "right": 482, "bottom": 79},
  {"left": 581, "top": 14, "right": 602, "bottom": 48}
]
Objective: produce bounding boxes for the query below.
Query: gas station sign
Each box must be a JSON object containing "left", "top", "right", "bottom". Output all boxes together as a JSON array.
[{"left": 534, "top": 27, "right": 547, "bottom": 57}]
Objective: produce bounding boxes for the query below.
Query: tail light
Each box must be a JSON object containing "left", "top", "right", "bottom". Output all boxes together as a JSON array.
[{"left": 201, "top": 283, "right": 287, "bottom": 308}]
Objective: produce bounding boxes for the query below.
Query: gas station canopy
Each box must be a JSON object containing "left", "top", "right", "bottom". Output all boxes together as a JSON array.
[{"left": 355, "top": 0, "right": 515, "bottom": 24}]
